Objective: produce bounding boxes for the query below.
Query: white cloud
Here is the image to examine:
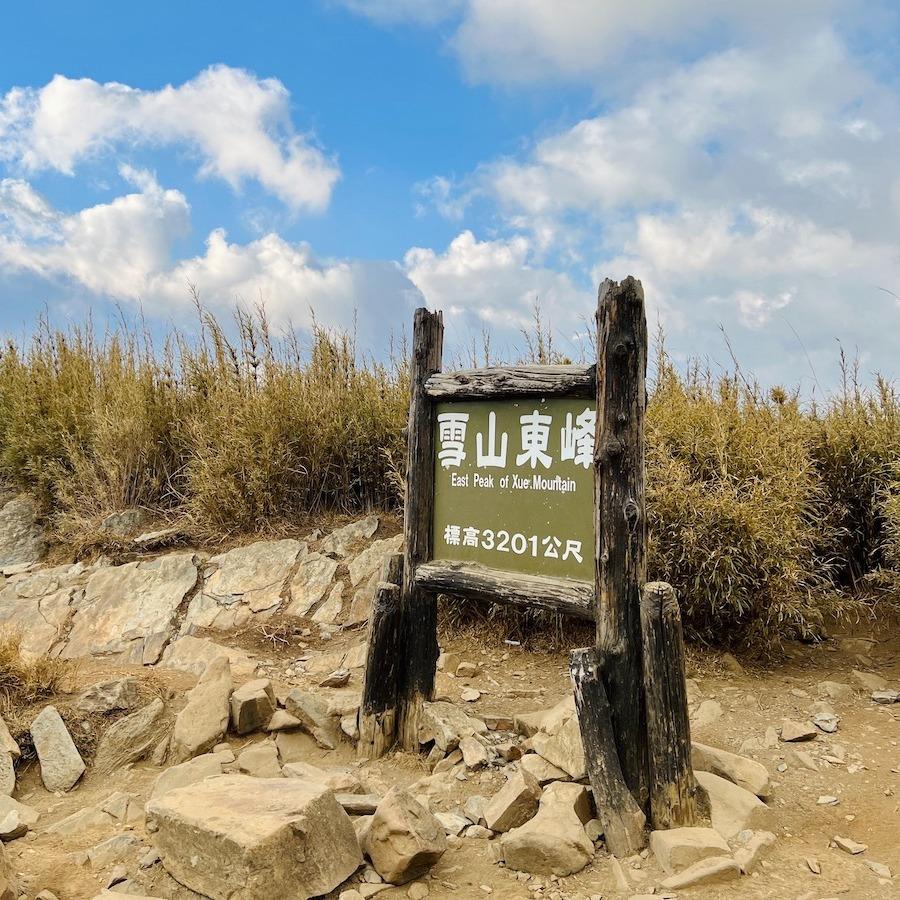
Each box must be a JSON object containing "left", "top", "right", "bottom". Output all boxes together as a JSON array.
[
  {"left": 0, "top": 175, "right": 421, "bottom": 340},
  {"left": 0, "top": 66, "right": 339, "bottom": 212},
  {"left": 341, "top": 0, "right": 861, "bottom": 84},
  {"left": 404, "top": 230, "right": 593, "bottom": 354}
]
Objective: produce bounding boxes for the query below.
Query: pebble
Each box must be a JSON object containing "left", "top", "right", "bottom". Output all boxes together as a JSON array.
[
  {"left": 833, "top": 835, "right": 867, "bottom": 855},
  {"left": 806, "top": 857, "right": 821, "bottom": 874}
]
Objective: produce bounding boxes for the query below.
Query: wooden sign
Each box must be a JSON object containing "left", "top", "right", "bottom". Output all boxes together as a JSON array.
[{"left": 432, "top": 398, "right": 595, "bottom": 582}]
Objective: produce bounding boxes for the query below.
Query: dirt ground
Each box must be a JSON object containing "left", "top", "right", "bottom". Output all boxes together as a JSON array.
[{"left": 6, "top": 622, "right": 899, "bottom": 900}]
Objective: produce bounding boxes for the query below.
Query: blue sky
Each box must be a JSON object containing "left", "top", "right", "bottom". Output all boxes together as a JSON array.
[{"left": 2, "top": 1, "right": 899, "bottom": 389}]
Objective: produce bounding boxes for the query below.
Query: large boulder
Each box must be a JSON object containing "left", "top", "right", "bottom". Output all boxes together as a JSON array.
[
  {"left": 691, "top": 742, "right": 771, "bottom": 799},
  {"left": 695, "top": 771, "right": 775, "bottom": 840},
  {"left": 0, "top": 497, "right": 45, "bottom": 568},
  {"left": 183, "top": 540, "right": 305, "bottom": 630},
  {"left": 94, "top": 698, "right": 168, "bottom": 774},
  {"left": 170, "top": 657, "right": 232, "bottom": 763},
  {"left": 146, "top": 774, "right": 361, "bottom": 899},
  {"left": 30, "top": 706, "right": 85, "bottom": 793},
  {"left": 500, "top": 780, "right": 594, "bottom": 876},
  {"left": 158, "top": 635, "right": 256, "bottom": 678},
  {"left": 230, "top": 679, "right": 276, "bottom": 735},
  {"left": 483, "top": 769, "right": 541, "bottom": 833},
  {"left": 531, "top": 716, "right": 586, "bottom": 780},
  {"left": 364, "top": 787, "right": 447, "bottom": 884},
  {"left": 62, "top": 553, "right": 198, "bottom": 663}
]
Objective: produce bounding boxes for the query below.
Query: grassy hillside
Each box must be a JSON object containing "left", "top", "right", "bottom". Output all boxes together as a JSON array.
[{"left": 1, "top": 307, "right": 898, "bottom": 649}]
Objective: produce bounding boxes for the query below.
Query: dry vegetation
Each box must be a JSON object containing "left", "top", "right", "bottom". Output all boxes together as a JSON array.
[{"left": 1, "top": 306, "right": 898, "bottom": 650}]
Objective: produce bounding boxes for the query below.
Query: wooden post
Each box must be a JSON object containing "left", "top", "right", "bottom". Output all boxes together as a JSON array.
[
  {"left": 641, "top": 582, "right": 698, "bottom": 829},
  {"left": 593, "top": 276, "right": 649, "bottom": 810},
  {"left": 571, "top": 647, "right": 647, "bottom": 857},
  {"left": 358, "top": 553, "right": 404, "bottom": 759},
  {"left": 397, "top": 308, "right": 444, "bottom": 749}
]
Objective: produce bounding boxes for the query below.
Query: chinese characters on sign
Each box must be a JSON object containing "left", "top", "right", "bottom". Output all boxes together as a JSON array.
[{"left": 431, "top": 399, "right": 596, "bottom": 582}]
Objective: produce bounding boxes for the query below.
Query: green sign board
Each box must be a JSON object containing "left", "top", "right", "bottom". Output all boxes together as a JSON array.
[{"left": 431, "top": 398, "right": 596, "bottom": 582}]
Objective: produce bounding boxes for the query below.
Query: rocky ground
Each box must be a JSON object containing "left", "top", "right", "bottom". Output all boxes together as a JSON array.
[{"left": 0, "top": 497, "right": 898, "bottom": 900}]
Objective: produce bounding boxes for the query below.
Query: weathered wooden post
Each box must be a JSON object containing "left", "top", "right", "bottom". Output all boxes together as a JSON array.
[
  {"left": 397, "top": 308, "right": 444, "bottom": 750},
  {"left": 358, "top": 553, "right": 403, "bottom": 759},
  {"left": 640, "top": 581, "right": 699, "bottom": 829},
  {"left": 570, "top": 276, "right": 649, "bottom": 857}
]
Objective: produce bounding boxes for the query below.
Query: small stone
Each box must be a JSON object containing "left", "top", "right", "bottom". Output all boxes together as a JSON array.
[
  {"left": 817, "top": 795, "right": 839, "bottom": 806},
  {"left": 76, "top": 677, "right": 141, "bottom": 714},
  {"left": 812, "top": 713, "right": 839, "bottom": 734},
  {"left": 520, "top": 754, "right": 569, "bottom": 786},
  {"left": 695, "top": 771, "right": 774, "bottom": 840},
  {"left": 850, "top": 670, "right": 886, "bottom": 692},
  {"left": 230, "top": 678, "right": 276, "bottom": 735},
  {"left": 872, "top": 689, "right": 900, "bottom": 704},
  {"left": 484, "top": 769, "right": 541, "bottom": 833},
  {"left": 266, "top": 710, "right": 304, "bottom": 732},
  {"left": 806, "top": 856, "right": 821, "bottom": 874},
  {"left": 407, "top": 883, "right": 429, "bottom": 899},
  {"left": 320, "top": 669, "right": 351, "bottom": 688},
  {"left": 864, "top": 860, "right": 892, "bottom": 879},
  {"left": 456, "top": 662, "right": 479, "bottom": 678},
  {"left": 780, "top": 719, "right": 818, "bottom": 742},
  {"left": 817, "top": 681, "right": 854, "bottom": 702},
  {"left": 459, "top": 736, "right": 489, "bottom": 769},
  {"left": 733, "top": 830, "right": 776, "bottom": 874},
  {"left": 0, "top": 810, "right": 27, "bottom": 840},
  {"left": 171, "top": 656, "right": 232, "bottom": 762},
  {"left": 237, "top": 741, "right": 282, "bottom": 778},
  {"left": 833, "top": 835, "right": 867, "bottom": 855},
  {"left": 461, "top": 689, "right": 481, "bottom": 703}
]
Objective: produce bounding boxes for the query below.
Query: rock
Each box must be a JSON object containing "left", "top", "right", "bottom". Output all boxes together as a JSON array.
[
  {"left": 150, "top": 750, "right": 232, "bottom": 800},
  {"left": 695, "top": 771, "right": 774, "bottom": 840},
  {"left": 463, "top": 795, "right": 487, "bottom": 826},
  {"left": 364, "top": 787, "right": 447, "bottom": 885},
  {"left": 0, "top": 720, "right": 18, "bottom": 760},
  {"left": 0, "top": 797, "right": 37, "bottom": 829},
  {"left": 872, "top": 689, "right": 900, "bottom": 704},
  {"left": 407, "top": 883, "right": 429, "bottom": 900},
  {"left": 282, "top": 761, "right": 363, "bottom": 793},
  {"left": 284, "top": 689, "right": 339, "bottom": 750},
  {"left": 0, "top": 496, "right": 45, "bottom": 568},
  {"left": 733, "top": 830, "right": 776, "bottom": 874},
  {"left": 286, "top": 553, "right": 339, "bottom": 616},
  {"left": 62, "top": 553, "right": 198, "bottom": 663},
  {"left": 76, "top": 677, "right": 141, "bottom": 714},
  {"left": 192, "top": 539, "right": 305, "bottom": 626},
  {"left": 87, "top": 833, "right": 141, "bottom": 868},
  {"left": 500, "top": 780, "right": 594, "bottom": 876},
  {"left": 791, "top": 749, "right": 818, "bottom": 771},
  {"left": 0, "top": 810, "right": 27, "bottom": 841},
  {"left": 267, "top": 710, "right": 304, "bottom": 732},
  {"left": 833, "top": 835, "right": 867, "bottom": 854},
  {"left": 850, "top": 669, "right": 886, "bottom": 692},
  {"left": 541, "top": 781, "right": 592, "bottom": 824},
  {"left": 460, "top": 688, "right": 481, "bottom": 703},
  {"left": 99, "top": 508, "right": 148, "bottom": 537},
  {"left": 519, "top": 753, "right": 569, "bottom": 786},
  {"left": 513, "top": 710, "right": 545, "bottom": 738},
  {"left": 0, "top": 756, "right": 12, "bottom": 798},
  {"left": 690, "top": 699, "right": 723, "bottom": 730},
  {"left": 659, "top": 856, "right": 740, "bottom": 890},
  {"left": 531, "top": 716, "right": 585, "bottom": 780},
  {"left": 806, "top": 856, "right": 821, "bottom": 874},
  {"left": 340, "top": 713, "right": 359, "bottom": 740},
  {"left": 320, "top": 669, "right": 351, "bottom": 688},
  {"left": 650, "top": 827, "right": 731, "bottom": 874},
  {"left": 780, "top": 719, "right": 818, "bottom": 742},
  {"left": 344, "top": 642, "right": 368, "bottom": 669},
  {"left": 312, "top": 584, "right": 345, "bottom": 624},
  {"left": 347, "top": 534, "right": 402, "bottom": 586},
  {"left": 817, "top": 681, "right": 854, "bottom": 701},
  {"left": 691, "top": 742, "right": 771, "bottom": 798},
  {"left": 419, "top": 701, "right": 486, "bottom": 752},
  {"left": 437, "top": 652, "right": 460, "bottom": 673},
  {"left": 147, "top": 774, "right": 361, "bottom": 898},
  {"left": 435, "top": 811, "right": 469, "bottom": 836},
  {"left": 464, "top": 824, "right": 491, "bottom": 838},
  {"left": 459, "top": 736, "right": 489, "bottom": 769},
  {"left": 319, "top": 516, "right": 379, "bottom": 556},
  {"left": 171, "top": 656, "right": 232, "bottom": 763},
  {"left": 864, "top": 860, "right": 892, "bottom": 879},
  {"left": 30, "top": 706, "right": 85, "bottom": 792},
  {"left": 483, "top": 769, "right": 541, "bottom": 833},
  {"left": 237, "top": 741, "right": 282, "bottom": 778},
  {"left": 94, "top": 698, "right": 168, "bottom": 774},
  {"left": 812, "top": 712, "right": 839, "bottom": 733},
  {"left": 230, "top": 679, "right": 276, "bottom": 735},
  {"left": 159, "top": 635, "right": 256, "bottom": 678},
  {"left": 456, "top": 662, "right": 479, "bottom": 678},
  {"left": 274, "top": 730, "right": 319, "bottom": 763}
]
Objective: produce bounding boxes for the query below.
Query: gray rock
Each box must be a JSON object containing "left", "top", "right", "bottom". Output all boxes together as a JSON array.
[
  {"left": 62, "top": 553, "right": 198, "bottom": 663},
  {"left": 76, "top": 677, "right": 141, "bottom": 714},
  {"left": 230, "top": 679, "right": 275, "bottom": 735},
  {"left": 531, "top": 716, "right": 585, "bottom": 780},
  {"left": 833, "top": 834, "right": 867, "bottom": 854},
  {"left": 147, "top": 774, "right": 362, "bottom": 898},
  {"left": 850, "top": 669, "right": 886, "bottom": 692},
  {"left": 650, "top": 826, "right": 731, "bottom": 874},
  {"left": 872, "top": 689, "right": 900, "bottom": 704},
  {"left": 150, "top": 750, "right": 233, "bottom": 800},
  {"left": 30, "top": 706, "right": 85, "bottom": 792},
  {"left": 286, "top": 553, "right": 339, "bottom": 617},
  {"left": 418, "top": 701, "right": 487, "bottom": 753},
  {"left": 87, "top": 833, "right": 142, "bottom": 869},
  {"left": 94, "top": 698, "right": 168, "bottom": 773},
  {"left": 0, "top": 796, "right": 38, "bottom": 829},
  {"left": 171, "top": 656, "right": 232, "bottom": 763},
  {"left": 0, "top": 497, "right": 45, "bottom": 568}
]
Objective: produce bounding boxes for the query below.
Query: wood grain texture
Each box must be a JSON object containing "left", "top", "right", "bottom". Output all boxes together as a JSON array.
[
  {"left": 425, "top": 364, "right": 595, "bottom": 400},
  {"left": 415, "top": 559, "right": 594, "bottom": 620},
  {"left": 397, "top": 307, "right": 444, "bottom": 750},
  {"left": 641, "top": 582, "right": 699, "bottom": 829},
  {"left": 571, "top": 646, "right": 647, "bottom": 857},
  {"left": 594, "top": 275, "right": 650, "bottom": 810}
]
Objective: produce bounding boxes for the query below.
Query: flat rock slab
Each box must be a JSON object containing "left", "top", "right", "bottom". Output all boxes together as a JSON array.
[
  {"left": 30, "top": 706, "right": 85, "bottom": 793},
  {"left": 780, "top": 719, "right": 818, "bottom": 742},
  {"left": 170, "top": 657, "right": 232, "bottom": 763},
  {"left": 158, "top": 635, "right": 256, "bottom": 678},
  {"left": 660, "top": 855, "right": 740, "bottom": 890},
  {"left": 691, "top": 741, "right": 771, "bottom": 798},
  {"left": 146, "top": 774, "right": 361, "bottom": 900},
  {"left": 650, "top": 826, "right": 731, "bottom": 874},
  {"left": 62, "top": 553, "right": 198, "bottom": 663},
  {"left": 0, "top": 497, "right": 45, "bottom": 568},
  {"left": 695, "top": 771, "right": 774, "bottom": 840}
]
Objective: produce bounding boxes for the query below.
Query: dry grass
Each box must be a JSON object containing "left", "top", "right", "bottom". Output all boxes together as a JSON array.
[
  {"left": 0, "top": 630, "right": 70, "bottom": 714},
  {"left": 0, "top": 306, "right": 898, "bottom": 650}
]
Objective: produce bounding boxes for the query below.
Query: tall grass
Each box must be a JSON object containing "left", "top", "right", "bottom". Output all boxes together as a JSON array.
[{"left": 0, "top": 306, "right": 897, "bottom": 648}]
